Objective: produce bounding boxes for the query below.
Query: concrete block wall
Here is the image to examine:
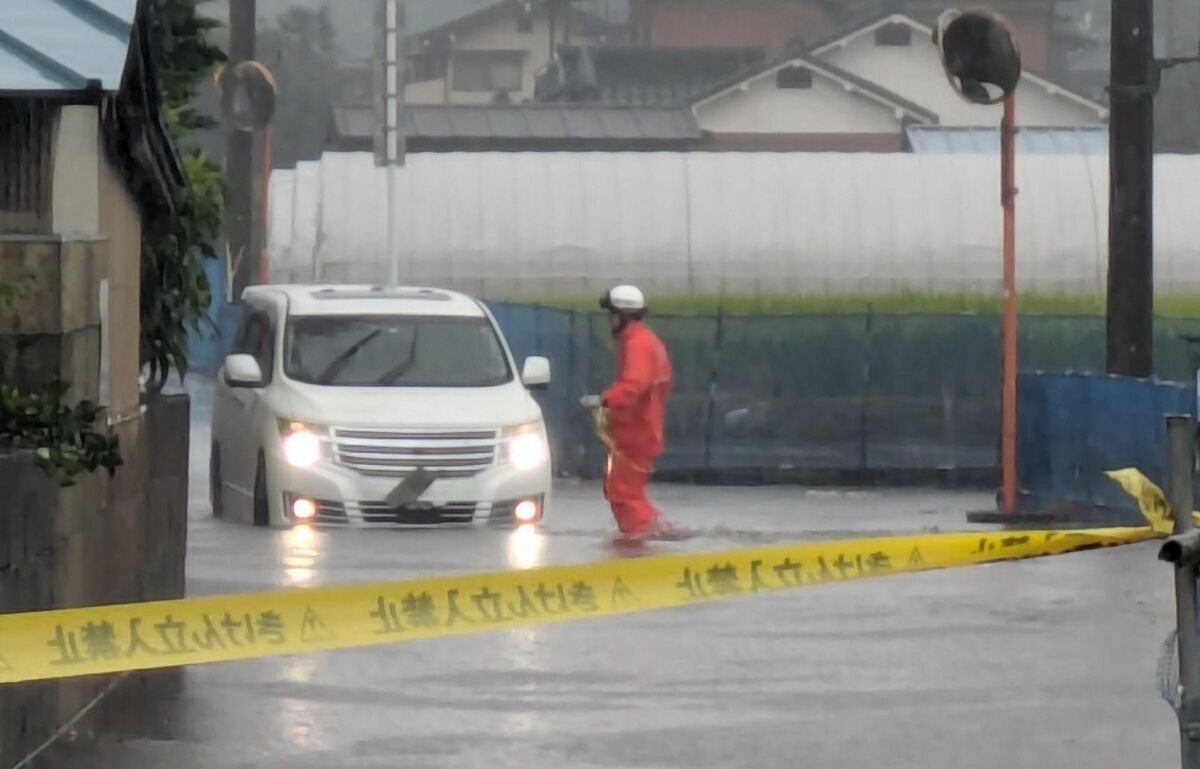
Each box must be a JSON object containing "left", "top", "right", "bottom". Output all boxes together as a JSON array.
[
  {"left": 0, "top": 394, "right": 190, "bottom": 768},
  {"left": 0, "top": 237, "right": 108, "bottom": 404}
]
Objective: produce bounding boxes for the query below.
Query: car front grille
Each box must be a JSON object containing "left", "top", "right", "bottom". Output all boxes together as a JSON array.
[
  {"left": 353, "top": 501, "right": 477, "bottom": 524},
  {"left": 306, "top": 500, "right": 538, "bottom": 526},
  {"left": 331, "top": 426, "right": 499, "bottom": 479},
  {"left": 312, "top": 500, "right": 350, "bottom": 524},
  {"left": 311, "top": 500, "right": 477, "bottom": 525}
]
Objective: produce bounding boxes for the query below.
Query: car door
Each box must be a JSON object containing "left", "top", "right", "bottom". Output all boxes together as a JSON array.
[{"left": 215, "top": 305, "right": 277, "bottom": 509}]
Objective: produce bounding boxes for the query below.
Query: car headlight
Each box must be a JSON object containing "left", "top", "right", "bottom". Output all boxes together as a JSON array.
[
  {"left": 279, "top": 420, "right": 325, "bottom": 468},
  {"left": 503, "top": 421, "right": 548, "bottom": 471}
]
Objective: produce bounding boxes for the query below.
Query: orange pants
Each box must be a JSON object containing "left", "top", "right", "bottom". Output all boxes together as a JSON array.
[{"left": 603, "top": 453, "right": 660, "bottom": 535}]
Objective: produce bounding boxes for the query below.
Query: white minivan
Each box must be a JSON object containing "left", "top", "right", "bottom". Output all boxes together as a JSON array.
[{"left": 210, "top": 285, "right": 553, "bottom": 527}]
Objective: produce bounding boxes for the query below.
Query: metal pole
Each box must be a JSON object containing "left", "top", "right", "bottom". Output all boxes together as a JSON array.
[
  {"left": 387, "top": 162, "right": 396, "bottom": 285},
  {"left": 383, "top": 0, "right": 407, "bottom": 287},
  {"left": 1167, "top": 415, "right": 1200, "bottom": 768},
  {"left": 1000, "top": 94, "right": 1018, "bottom": 514},
  {"left": 1106, "top": 0, "right": 1155, "bottom": 377}
]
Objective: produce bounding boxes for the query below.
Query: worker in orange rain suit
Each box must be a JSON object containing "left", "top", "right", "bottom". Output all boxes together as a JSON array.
[{"left": 581, "top": 285, "right": 674, "bottom": 538}]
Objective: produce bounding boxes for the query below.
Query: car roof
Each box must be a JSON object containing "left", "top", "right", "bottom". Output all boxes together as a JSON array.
[{"left": 245, "top": 285, "right": 488, "bottom": 318}]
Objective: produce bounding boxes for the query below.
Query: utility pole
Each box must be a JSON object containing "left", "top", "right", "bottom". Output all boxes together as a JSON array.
[
  {"left": 1106, "top": 0, "right": 1154, "bottom": 377},
  {"left": 227, "top": 0, "right": 256, "bottom": 300},
  {"left": 379, "top": 0, "right": 407, "bottom": 286}
]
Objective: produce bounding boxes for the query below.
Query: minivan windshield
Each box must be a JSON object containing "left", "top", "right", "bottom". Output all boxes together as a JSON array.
[{"left": 284, "top": 315, "right": 512, "bottom": 387}]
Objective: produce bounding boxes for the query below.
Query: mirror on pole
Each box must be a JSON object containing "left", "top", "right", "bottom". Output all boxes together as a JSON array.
[{"left": 934, "top": 9, "right": 1022, "bottom": 105}]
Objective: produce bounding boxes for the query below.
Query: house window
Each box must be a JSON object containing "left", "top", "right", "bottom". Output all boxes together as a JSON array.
[
  {"left": 776, "top": 66, "right": 813, "bottom": 89},
  {"left": 0, "top": 99, "right": 52, "bottom": 233},
  {"left": 453, "top": 51, "right": 523, "bottom": 92},
  {"left": 875, "top": 23, "right": 912, "bottom": 46},
  {"left": 410, "top": 53, "right": 447, "bottom": 83}
]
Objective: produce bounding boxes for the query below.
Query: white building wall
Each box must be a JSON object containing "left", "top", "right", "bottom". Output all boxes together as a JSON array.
[
  {"left": 51, "top": 105, "right": 101, "bottom": 236},
  {"left": 695, "top": 70, "right": 904, "bottom": 134},
  {"left": 816, "top": 24, "right": 1105, "bottom": 127}
]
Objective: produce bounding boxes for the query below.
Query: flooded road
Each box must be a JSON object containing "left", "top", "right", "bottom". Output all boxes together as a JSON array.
[{"left": 51, "top": 379, "right": 1178, "bottom": 768}]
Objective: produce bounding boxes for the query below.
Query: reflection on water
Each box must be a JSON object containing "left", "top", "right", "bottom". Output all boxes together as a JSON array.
[
  {"left": 503, "top": 527, "right": 548, "bottom": 740},
  {"left": 500, "top": 626, "right": 544, "bottom": 739},
  {"left": 506, "top": 524, "right": 545, "bottom": 570},
  {"left": 502, "top": 709, "right": 539, "bottom": 738},
  {"left": 281, "top": 525, "right": 320, "bottom": 586},
  {"left": 278, "top": 654, "right": 326, "bottom": 751}
]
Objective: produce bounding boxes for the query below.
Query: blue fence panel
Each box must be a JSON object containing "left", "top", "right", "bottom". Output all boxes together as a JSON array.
[
  {"left": 188, "top": 258, "right": 241, "bottom": 376},
  {"left": 1018, "top": 372, "right": 1193, "bottom": 518},
  {"left": 187, "top": 297, "right": 1198, "bottom": 490},
  {"left": 487, "top": 302, "right": 582, "bottom": 475},
  {"left": 531, "top": 306, "right": 576, "bottom": 476}
]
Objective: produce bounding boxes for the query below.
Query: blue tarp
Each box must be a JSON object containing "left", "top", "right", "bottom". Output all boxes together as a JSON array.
[
  {"left": 1018, "top": 372, "right": 1194, "bottom": 517},
  {"left": 187, "top": 258, "right": 241, "bottom": 377}
]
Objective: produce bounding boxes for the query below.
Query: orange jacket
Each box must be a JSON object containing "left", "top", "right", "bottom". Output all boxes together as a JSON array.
[{"left": 602, "top": 321, "right": 672, "bottom": 462}]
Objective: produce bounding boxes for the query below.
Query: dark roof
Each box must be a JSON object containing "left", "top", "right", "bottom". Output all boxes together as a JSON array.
[
  {"left": 537, "top": 45, "right": 767, "bottom": 106},
  {"left": 691, "top": 52, "right": 939, "bottom": 124},
  {"left": 409, "top": 0, "right": 616, "bottom": 42},
  {"left": 806, "top": 9, "right": 933, "bottom": 54},
  {"left": 331, "top": 105, "right": 375, "bottom": 141},
  {"left": 330, "top": 104, "right": 702, "bottom": 143},
  {"left": 0, "top": 0, "right": 184, "bottom": 214},
  {"left": 405, "top": 0, "right": 499, "bottom": 37},
  {"left": 808, "top": 0, "right": 1058, "bottom": 50}
]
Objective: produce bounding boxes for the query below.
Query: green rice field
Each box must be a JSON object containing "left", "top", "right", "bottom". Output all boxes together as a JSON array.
[{"left": 504, "top": 293, "right": 1200, "bottom": 318}]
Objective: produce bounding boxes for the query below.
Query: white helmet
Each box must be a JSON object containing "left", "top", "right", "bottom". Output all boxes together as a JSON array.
[{"left": 600, "top": 285, "right": 646, "bottom": 313}]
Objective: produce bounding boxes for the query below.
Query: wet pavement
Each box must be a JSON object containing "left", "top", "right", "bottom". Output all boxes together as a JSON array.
[{"left": 57, "top": 378, "right": 1179, "bottom": 768}]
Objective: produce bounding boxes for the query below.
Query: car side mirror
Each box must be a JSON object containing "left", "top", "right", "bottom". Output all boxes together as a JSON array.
[
  {"left": 224, "top": 354, "right": 265, "bottom": 388},
  {"left": 522, "top": 356, "right": 551, "bottom": 390}
]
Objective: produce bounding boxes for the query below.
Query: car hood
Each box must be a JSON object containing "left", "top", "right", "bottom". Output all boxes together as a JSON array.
[{"left": 272, "top": 380, "right": 542, "bottom": 429}]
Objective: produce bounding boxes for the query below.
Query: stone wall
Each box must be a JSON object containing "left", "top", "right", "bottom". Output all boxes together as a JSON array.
[
  {"left": 0, "top": 236, "right": 108, "bottom": 404},
  {"left": 0, "top": 393, "right": 189, "bottom": 768}
]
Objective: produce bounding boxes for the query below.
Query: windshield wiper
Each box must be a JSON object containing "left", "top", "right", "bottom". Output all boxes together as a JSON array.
[
  {"left": 315, "top": 329, "right": 383, "bottom": 384},
  {"left": 376, "top": 326, "right": 420, "bottom": 385}
]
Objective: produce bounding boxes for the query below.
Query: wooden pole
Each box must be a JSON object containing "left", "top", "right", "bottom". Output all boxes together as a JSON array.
[
  {"left": 258, "top": 124, "right": 272, "bottom": 285},
  {"left": 1106, "top": 0, "right": 1155, "bottom": 376},
  {"left": 227, "top": 0, "right": 256, "bottom": 298}
]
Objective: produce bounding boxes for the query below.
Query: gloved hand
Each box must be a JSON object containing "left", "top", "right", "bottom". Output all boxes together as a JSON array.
[{"left": 579, "top": 394, "right": 602, "bottom": 410}]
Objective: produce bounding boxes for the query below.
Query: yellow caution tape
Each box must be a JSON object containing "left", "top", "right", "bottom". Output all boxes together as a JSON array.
[
  {"left": 1105, "top": 468, "right": 1200, "bottom": 535},
  {"left": 0, "top": 521, "right": 1158, "bottom": 685}
]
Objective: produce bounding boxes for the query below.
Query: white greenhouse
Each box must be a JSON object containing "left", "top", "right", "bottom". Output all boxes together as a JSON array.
[{"left": 266, "top": 151, "right": 1200, "bottom": 297}]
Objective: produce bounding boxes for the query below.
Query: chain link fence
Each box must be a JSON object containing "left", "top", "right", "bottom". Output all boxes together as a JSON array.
[{"left": 490, "top": 302, "right": 1200, "bottom": 482}]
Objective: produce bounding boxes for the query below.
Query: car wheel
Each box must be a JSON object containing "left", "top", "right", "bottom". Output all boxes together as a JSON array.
[
  {"left": 253, "top": 451, "right": 270, "bottom": 528},
  {"left": 210, "top": 444, "right": 224, "bottom": 518}
]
